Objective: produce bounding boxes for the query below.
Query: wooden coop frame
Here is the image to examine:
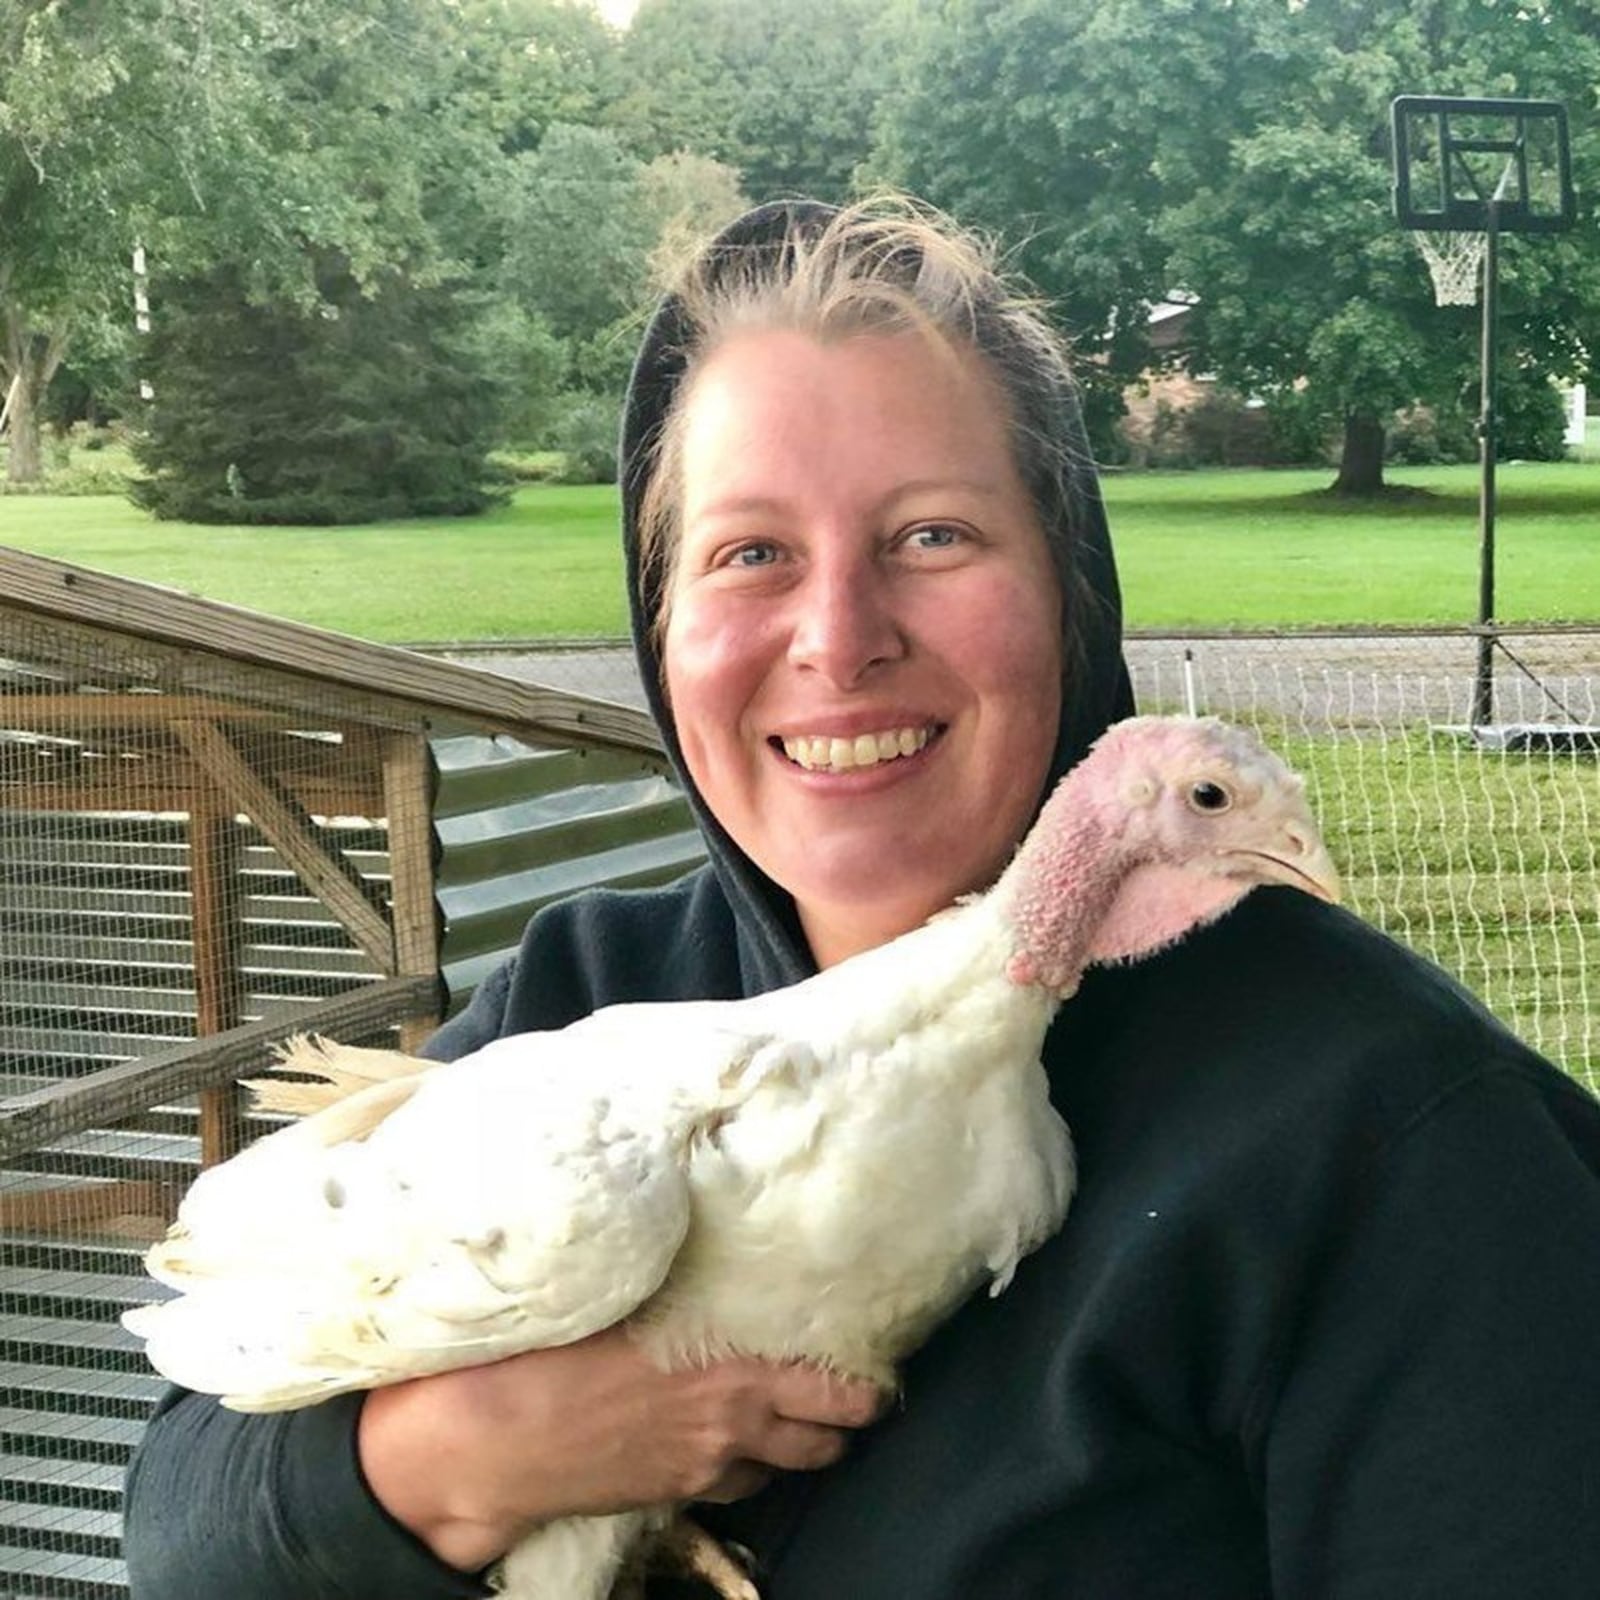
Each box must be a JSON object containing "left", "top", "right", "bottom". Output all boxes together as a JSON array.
[{"left": 0, "top": 545, "right": 666, "bottom": 1197}]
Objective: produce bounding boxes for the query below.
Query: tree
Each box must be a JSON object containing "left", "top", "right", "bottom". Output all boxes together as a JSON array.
[
  {"left": 497, "top": 126, "right": 746, "bottom": 480},
  {"left": 133, "top": 258, "right": 511, "bottom": 522},
  {"left": 1157, "top": 1, "right": 1599, "bottom": 492},
  {"left": 639, "top": 150, "right": 750, "bottom": 280},
  {"left": 502, "top": 123, "right": 654, "bottom": 343},
  {"left": 449, "top": 0, "right": 624, "bottom": 158},
  {"left": 611, "top": 0, "right": 888, "bottom": 202},
  {"left": 112, "top": 0, "right": 550, "bottom": 520},
  {"left": 871, "top": 0, "right": 1600, "bottom": 488},
  {"left": 1, "top": 0, "right": 519, "bottom": 487},
  {"left": 0, "top": 0, "right": 255, "bottom": 481},
  {"left": 868, "top": 0, "right": 1176, "bottom": 446}
]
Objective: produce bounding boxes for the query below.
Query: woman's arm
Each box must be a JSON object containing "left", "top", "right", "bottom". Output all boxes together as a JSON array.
[
  {"left": 123, "top": 1388, "right": 488, "bottom": 1600},
  {"left": 124, "top": 1334, "right": 879, "bottom": 1596},
  {"left": 361, "top": 1326, "right": 882, "bottom": 1572}
]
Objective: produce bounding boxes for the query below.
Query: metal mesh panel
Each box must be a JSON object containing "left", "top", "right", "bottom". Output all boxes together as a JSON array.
[{"left": 0, "top": 610, "right": 415, "bottom": 1597}]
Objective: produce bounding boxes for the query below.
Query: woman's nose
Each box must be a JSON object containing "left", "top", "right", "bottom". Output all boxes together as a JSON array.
[{"left": 786, "top": 559, "right": 907, "bottom": 687}]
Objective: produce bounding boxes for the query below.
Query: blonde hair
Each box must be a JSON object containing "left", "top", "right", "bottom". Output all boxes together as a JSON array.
[{"left": 637, "top": 194, "right": 1094, "bottom": 648}]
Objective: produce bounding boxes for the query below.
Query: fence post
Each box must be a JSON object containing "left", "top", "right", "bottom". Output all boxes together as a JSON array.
[
  {"left": 383, "top": 733, "right": 442, "bottom": 1053},
  {"left": 189, "top": 798, "right": 248, "bottom": 1167}
]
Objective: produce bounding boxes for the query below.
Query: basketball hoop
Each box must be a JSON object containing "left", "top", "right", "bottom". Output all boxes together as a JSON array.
[
  {"left": 1411, "top": 229, "right": 1486, "bottom": 305},
  {"left": 1392, "top": 93, "right": 1576, "bottom": 728}
]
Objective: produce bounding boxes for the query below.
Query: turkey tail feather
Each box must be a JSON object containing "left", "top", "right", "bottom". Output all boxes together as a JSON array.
[{"left": 243, "top": 1034, "right": 433, "bottom": 1118}]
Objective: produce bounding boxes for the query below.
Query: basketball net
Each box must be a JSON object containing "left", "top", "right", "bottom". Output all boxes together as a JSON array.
[{"left": 1411, "top": 230, "right": 1486, "bottom": 306}]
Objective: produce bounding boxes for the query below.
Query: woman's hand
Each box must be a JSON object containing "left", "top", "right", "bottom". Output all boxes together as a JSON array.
[{"left": 357, "top": 1324, "right": 885, "bottom": 1573}]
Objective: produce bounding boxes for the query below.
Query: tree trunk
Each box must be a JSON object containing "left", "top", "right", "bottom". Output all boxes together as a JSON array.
[
  {"left": 1330, "top": 411, "right": 1386, "bottom": 496},
  {"left": 5, "top": 369, "right": 43, "bottom": 483},
  {"left": 2, "top": 308, "right": 68, "bottom": 486}
]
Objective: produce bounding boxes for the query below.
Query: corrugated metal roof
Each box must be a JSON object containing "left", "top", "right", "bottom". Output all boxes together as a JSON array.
[{"left": 431, "top": 732, "right": 704, "bottom": 1005}]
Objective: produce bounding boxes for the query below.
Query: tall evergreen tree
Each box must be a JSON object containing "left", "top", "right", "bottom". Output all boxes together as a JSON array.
[{"left": 132, "top": 260, "right": 510, "bottom": 523}]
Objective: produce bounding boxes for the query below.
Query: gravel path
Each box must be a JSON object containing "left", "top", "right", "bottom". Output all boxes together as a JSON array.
[{"left": 431, "top": 631, "right": 1600, "bottom": 733}]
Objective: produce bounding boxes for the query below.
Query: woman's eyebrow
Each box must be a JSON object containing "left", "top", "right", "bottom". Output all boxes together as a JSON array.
[
  {"left": 873, "top": 476, "right": 1005, "bottom": 512},
  {"left": 687, "top": 493, "right": 789, "bottom": 524},
  {"left": 686, "top": 478, "right": 1007, "bottom": 531}
]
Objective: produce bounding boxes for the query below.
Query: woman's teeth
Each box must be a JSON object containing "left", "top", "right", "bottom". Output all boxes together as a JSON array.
[{"left": 780, "top": 727, "right": 932, "bottom": 771}]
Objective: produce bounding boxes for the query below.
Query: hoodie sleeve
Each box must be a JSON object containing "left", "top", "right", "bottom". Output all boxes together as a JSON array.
[
  {"left": 420, "top": 954, "right": 519, "bottom": 1062},
  {"left": 123, "top": 1390, "right": 491, "bottom": 1600}
]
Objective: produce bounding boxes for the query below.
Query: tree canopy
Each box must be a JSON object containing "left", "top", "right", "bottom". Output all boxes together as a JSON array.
[
  {"left": 874, "top": 0, "right": 1600, "bottom": 483},
  {"left": 6, "top": 0, "right": 1597, "bottom": 503},
  {"left": 613, "top": 0, "right": 888, "bottom": 202}
]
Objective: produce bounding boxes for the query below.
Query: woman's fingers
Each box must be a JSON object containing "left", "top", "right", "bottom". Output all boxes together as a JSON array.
[
  {"left": 750, "top": 1416, "right": 852, "bottom": 1474},
  {"left": 761, "top": 1363, "right": 886, "bottom": 1430},
  {"left": 358, "top": 1330, "right": 890, "bottom": 1571}
]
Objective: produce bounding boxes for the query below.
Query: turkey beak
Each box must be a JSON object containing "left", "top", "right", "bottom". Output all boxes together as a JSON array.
[{"left": 1234, "top": 820, "right": 1342, "bottom": 905}]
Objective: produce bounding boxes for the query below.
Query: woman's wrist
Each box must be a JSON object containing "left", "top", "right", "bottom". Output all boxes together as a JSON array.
[{"left": 356, "top": 1383, "right": 531, "bottom": 1573}]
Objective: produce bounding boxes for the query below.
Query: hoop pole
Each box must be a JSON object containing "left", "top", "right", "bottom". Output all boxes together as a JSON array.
[{"left": 1472, "top": 190, "right": 1504, "bottom": 728}]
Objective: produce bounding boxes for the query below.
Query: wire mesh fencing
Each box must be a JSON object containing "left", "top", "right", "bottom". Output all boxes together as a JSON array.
[
  {"left": 1125, "top": 628, "right": 1597, "bottom": 1090},
  {"left": 428, "top": 626, "right": 1600, "bottom": 1089},
  {"left": 0, "top": 636, "right": 417, "bottom": 1594}
]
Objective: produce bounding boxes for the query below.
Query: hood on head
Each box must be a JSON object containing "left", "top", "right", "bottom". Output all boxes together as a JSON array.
[{"left": 619, "top": 199, "right": 1134, "bottom": 990}]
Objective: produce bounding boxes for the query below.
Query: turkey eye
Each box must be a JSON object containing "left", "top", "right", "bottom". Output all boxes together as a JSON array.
[{"left": 1188, "top": 781, "right": 1232, "bottom": 813}]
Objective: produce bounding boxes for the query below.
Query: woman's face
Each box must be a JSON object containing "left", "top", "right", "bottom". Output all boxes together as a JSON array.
[{"left": 662, "top": 328, "right": 1063, "bottom": 966}]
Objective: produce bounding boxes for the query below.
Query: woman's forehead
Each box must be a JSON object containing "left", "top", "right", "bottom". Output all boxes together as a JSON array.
[{"left": 679, "top": 328, "right": 1017, "bottom": 505}]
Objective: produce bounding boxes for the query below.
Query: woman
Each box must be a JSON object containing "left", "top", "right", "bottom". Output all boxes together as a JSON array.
[{"left": 125, "top": 198, "right": 1600, "bottom": 1598}]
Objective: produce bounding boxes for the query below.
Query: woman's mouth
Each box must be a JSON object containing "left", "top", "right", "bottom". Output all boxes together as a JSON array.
[{"left": 774, "top": 724, "right": 942, "bottom": 772}]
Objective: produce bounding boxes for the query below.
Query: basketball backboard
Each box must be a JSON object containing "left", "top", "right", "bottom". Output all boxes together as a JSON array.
[{"left": 1392, "top": 95, "right": 1574, "bottom": 233}]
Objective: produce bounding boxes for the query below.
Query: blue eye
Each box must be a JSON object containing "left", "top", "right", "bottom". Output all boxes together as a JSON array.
[
  {"left": 729, "top": 542, "right": 780, "bottom": 568},
  {"left": 907, "top": 524, "right": 962, "bottom": 550}
]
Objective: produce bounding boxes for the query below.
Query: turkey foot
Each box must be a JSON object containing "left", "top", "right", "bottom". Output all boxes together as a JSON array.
[{"left": 656, "top": 1514, "right": 761, "bottom": 1600}]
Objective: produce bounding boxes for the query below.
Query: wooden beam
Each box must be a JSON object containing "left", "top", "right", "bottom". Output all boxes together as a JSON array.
[
  {"left": 190, "top": 801, "right": 248, "bottom": 1168},
  {"left": 0, "top": 548, "right": 664, "bottom": 756},
  {"left": 0, "top": 1179, "right": 178, "bottom": 1239},
  {"left": 0, "top": 972, "right": 439, "bottom": 1162},
  {"left": 0, "top": 772, "right": 384, "bottom": 816},
  {"left": 383, "top": 733, "right": 441, "bottom": 1053},
  {"left": 0, "top": 692, "right": 298, "bottom": 732},
  {"left": 170, "top": 719, "right": 396, "bottom": 969}
]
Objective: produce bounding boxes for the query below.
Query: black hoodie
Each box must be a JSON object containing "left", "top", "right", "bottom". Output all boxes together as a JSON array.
[{"left": 124, "top": 204, "right": 1600, "bottom": 1600}]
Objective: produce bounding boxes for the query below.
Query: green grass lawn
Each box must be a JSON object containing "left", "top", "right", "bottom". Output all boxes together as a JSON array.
[
  {"left": 0, "top": 486, "right": 628, "bottom": 640},
  {"left": 1103, "top": 463, "right": 1600, "bottom": 628},
  {"left": 2, "top": 461, "right": 1598, "bottom": 637}
]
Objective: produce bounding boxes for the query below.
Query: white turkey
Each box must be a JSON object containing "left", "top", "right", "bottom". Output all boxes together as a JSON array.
[{"left": 125, "top": 714, "right": 1339, "bottom": 1600}]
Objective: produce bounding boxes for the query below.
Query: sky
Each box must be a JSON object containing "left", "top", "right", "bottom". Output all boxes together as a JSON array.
[{"left": 592, "top": 0, "right": 641, "bottom": 26}]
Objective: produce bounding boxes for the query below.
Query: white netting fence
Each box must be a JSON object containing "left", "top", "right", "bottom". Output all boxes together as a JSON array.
[
  {"left": 433, "top": 628, "right": 1599, "bottom": 1089},
  {"left": 1125, "top": 631, "right": 1597, "bottom": 1088}
]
